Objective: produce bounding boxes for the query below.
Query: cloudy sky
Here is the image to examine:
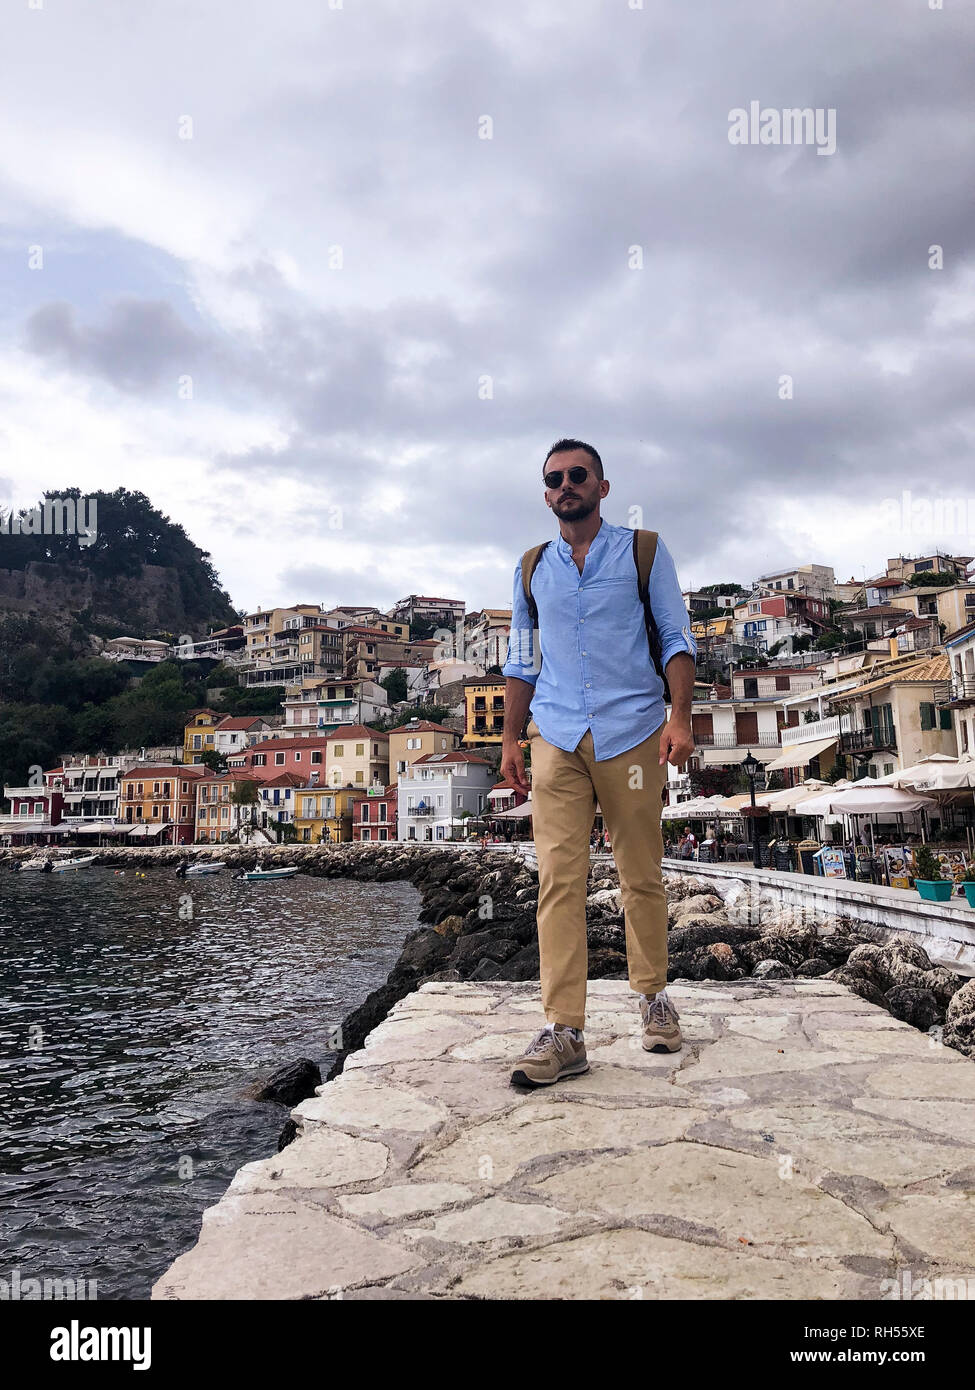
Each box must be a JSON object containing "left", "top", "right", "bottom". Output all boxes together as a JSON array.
[{"left": 1, "top": 0, "right": 973, "bottom": 620}]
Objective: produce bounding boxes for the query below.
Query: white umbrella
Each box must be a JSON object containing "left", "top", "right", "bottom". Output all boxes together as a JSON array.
[
  {"left": 797, "top": 783, "right": 939, "bottom": 854},
  {"left": 874, "top": 754, "right": 959, "bottom": 786}
]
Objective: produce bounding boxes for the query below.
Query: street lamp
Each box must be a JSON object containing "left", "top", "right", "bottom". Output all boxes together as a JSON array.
[{"left": 741, "top": 750, "right": 763, "bottom": 870}]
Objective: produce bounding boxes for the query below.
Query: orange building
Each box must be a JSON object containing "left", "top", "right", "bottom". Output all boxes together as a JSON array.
[{"left": 119, "top": 765, "right": 204, "bottom": 844}]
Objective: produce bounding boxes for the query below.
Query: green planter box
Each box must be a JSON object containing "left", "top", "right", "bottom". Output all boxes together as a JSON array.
[
  {"left": 915, "top": 879, "right": 953, "bottom": 903},
  {"left": 963, "top": 882, "right": 975, "bottom": 908}
]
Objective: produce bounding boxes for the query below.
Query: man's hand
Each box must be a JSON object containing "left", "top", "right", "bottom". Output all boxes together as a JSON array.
[
  {"left": 658, "top": 716, "right": 694, "bottom": 767},
  {"left": 501, "top": 739, "right": 531, "bottom": 797}
]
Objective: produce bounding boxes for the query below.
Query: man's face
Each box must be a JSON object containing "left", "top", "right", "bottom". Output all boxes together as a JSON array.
[{"left": 543, "top": 449, "right": 604, "bottom": 522}]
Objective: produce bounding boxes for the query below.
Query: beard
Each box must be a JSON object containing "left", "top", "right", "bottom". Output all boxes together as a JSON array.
[{"left": 552, "top": 493, "right": 597, "bottom": 521}]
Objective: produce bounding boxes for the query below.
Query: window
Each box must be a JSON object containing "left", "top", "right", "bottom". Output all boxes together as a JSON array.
[
  {"left": 920, "top": 702, "right": 935, "bottom": 731},
  {"left": 362, "top": 804, "right": 369, "bottom": 821},
  {"left": 253, "top": 754, "right": 266, "bottom": 767},
  {"left": 939, "top": 708, "right": 952, "bottom": 731},
  {"left": 311, "top": 751, "right": 322, "bottom": 763},
  {"left": 333, "top": 744, "right": 344, "bottom": 757},
  {"left": 152, "top": 805, "right": 160, "bottom": 818},
  {"left": 294, "top": 752, "right": 301, "bottom": 762},
  {"left": 356, "top": 743, "right": 364, "bottom": 756},
  {"left": 181, "top": 782, "right": 188, "bottom": 794},
  {"left": 192, "top": 735, "right": 202, "bottom": 749},
  {"left": 275, "top": 753, "right": 285, "bottom": 766}
]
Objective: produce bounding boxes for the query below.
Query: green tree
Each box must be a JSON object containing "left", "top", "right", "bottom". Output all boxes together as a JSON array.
[{"left": 379, "top": 667, "right": 408, "bottom": 704}]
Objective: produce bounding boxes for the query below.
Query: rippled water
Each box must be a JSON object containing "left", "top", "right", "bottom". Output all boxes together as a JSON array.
[{"left": 0, "top": 867, "right": 421, "bottom": 1299}]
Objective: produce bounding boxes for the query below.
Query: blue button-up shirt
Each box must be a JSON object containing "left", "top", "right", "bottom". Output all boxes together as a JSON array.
[{"left": 501, "top": 519, "right": 697, "bottom": 761}]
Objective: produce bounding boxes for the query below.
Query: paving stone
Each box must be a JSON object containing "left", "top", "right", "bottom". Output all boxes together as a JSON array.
[
  {"left": 410, "top": 1104, "right": 707, "bottom": 1185},
  {"left": 863, "top": 1061, "right": 975, "bottom": 1100},
  {"left": 339, "top": 1183, "right": 474, "bottom": 1221},
  {"left": 403, "top": 1196, "right": 581, "bottom": 1244},
  {"left": 449, "top": 1228, "right": 873, "bottom": 1300},
  {"left": 295, "top": 1075, "right": 447, "bottom": 1133},
  {"left": 529, "top": 1141, "right": 891, "bottom": 1261},
  {"left": 853, "top": 1098, "right": 975, "bottom": 1145},
  {"left": 152, "top": 1193, "right": 415, "bottom": 1299},
  {"left": 874, "top": 1193, "right": 975, "bottom": 1268},
  {"left": 229, "top": 1128, "right": 389, "bottom": 1193}
]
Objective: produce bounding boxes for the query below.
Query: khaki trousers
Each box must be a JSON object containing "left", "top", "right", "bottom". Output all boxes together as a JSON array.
[{"left": 527, "top": 716, "right": 669, "bottom": 1030}]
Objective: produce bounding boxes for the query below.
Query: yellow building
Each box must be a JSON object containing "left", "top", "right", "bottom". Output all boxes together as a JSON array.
[
  {"left": 183, "top": 708, "right": 221, "bottom": 764},
  {"left": 293, "top": 785, "right": 366, "bottom": 842},
  {"left": 388, "top": 718, "right": 462, "bottom": 782},
  {"left": 324, "top": 723, "right": 389, "bottom": 788},
  {"left": 462, "top": 676, "right": 506, "bottom": 745}
]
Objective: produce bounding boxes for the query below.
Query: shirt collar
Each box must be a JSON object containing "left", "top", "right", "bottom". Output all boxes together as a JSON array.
[{"left": 556, "top": 517, "right": 608, "bottom": 559}]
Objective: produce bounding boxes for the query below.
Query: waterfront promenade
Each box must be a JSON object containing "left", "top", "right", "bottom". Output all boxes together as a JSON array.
[{"left": 153, "top": 976, "right": 975, "bottom": 1300}]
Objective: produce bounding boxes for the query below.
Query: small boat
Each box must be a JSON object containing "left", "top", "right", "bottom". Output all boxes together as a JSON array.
[
  {"left": 239, "top": 865, "right": 300, "bottom": 881},
  {"left": 49, "top": 854, "right": 98, "bottom": 872},
  {"left": 180, "top": 862, "right": 226, "bottom": 876}
]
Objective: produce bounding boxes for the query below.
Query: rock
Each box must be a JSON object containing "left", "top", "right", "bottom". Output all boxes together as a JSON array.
[
  {"left": 796, "top": 958, "right": 832, "bottom": 977},
  {"left": 394, "top": 928, "right": 455, "bottom": 978},
  {"left": 588, "top": 888, "right": 623, "bottom": 914},
  {"left": 448, "top": 932, "right": 521, "bottom": 977},
  {"left": 248, "top": 1058, "right": 322, "bottom": 1106},
  {"left": 753, "top": 959, "right": 792, "bottom": 980},
  {"left": 943, "top": 979, "right": 975, "bottom": 1059},
  {"left": 884, "top": 986, "right": 941, "bottom": 1030},
  {"left": 671, "top": 893, "right": 724, "bottom": 919},
  {"left": 825, "top": 967, "right": 888, "bottom": 1009},
  {"left": 277, "top": 1119, "right": 298, "bottom": 1150},
  {"left": 681, "top": 942, "right": 744, "bottom": 981},
  {"left": 494, "top": 943, "right": 540, "bottom": 981},
  {"left": 432, "top": 914, "right": 464, "bottom": 938},
  {"left": 588, "top": 947, "right": 628, "bottom": 978}
]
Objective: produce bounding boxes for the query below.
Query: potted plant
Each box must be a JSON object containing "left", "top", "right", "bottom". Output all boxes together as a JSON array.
[
  {"left": 912, "top": 845, "right": 953, "bottom": 902},
  {"left": 960, "top": 864, "right": 975, "bottom": 909}
]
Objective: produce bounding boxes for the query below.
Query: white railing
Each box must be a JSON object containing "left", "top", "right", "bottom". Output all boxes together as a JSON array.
[{"left": 780, "top": 713, "right": 852, "bottom": 746}]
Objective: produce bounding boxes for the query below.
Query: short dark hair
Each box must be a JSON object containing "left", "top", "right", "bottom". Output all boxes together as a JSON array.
[{"left": 543, "top": 438, "right": 604, "bottom": 481}]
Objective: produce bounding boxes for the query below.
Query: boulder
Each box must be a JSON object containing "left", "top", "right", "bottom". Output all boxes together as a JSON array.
[
  {"left": 943, "top": 979, "right": 975, "bottom": 1059},
  {"left": 885, "top": 986, "right": 941, "bottom": 1030},
  {"left": 248, "top": 1058, "right": 322, "bottom": 1106},
  {"left": 753, "top": 959, "right": 792, "bottom": 980}
]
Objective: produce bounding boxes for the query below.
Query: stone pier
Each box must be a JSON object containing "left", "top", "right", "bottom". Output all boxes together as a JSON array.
[{"left": 153, "top": 979, "right": 975, "bottom": 1300}]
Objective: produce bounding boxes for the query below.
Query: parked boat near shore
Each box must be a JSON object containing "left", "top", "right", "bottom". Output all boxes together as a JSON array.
[{"left": 238, "top": 865, "right": 300, "bottom": 881}]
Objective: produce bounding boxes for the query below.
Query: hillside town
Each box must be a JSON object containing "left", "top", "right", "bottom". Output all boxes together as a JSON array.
[{"left": 3, "top": 550, "right": 975, "bottom": 862}]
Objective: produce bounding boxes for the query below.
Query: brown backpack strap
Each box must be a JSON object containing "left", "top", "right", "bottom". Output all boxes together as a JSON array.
[
  {"left": 520, "top": 541, "right": 550, "bottom": 625},
  {"left": 631, "top": 529, "right": 670, "bottom": 699}
]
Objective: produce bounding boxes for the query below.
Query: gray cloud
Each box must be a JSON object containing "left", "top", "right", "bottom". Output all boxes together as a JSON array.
[{"left": 5, "top": 0, "right": 975, "bottom": 610}]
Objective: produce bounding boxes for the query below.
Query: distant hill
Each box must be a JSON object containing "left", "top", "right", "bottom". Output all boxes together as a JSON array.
[{"left": 0, "top": 487, "right": 238, "bottom": 635}]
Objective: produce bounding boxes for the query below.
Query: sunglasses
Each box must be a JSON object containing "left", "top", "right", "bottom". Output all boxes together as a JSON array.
[{"left": 543, "top": 465, "right": 591, "bottom": 489}]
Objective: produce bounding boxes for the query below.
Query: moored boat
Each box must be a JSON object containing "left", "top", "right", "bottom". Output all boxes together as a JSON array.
[{"left": 238, "top": 865, "right": 300, "bottom": 881}]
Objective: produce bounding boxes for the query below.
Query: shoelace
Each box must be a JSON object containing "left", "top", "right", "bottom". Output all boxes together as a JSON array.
[
  {"left": 645, "top": 991, "right": 680, "bottom": 1025},
  {"left": 523, "top": 1023, "right": 566, "bottom": 1056}
]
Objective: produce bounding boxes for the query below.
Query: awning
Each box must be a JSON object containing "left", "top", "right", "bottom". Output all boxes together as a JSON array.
[
  {"left": 492, "top": 802, "right": 533, "bottom": 819},
  {"left": 72, "top": 821, "right": 130, "bottom": 835},
  {"left": 126, "top": 823, "right": 168, "bottom": 837},
  {"left": 700, "top": 747, "right": 777, "bottom": 765},
  {"left": 763, "top": 737, "right": 837, "bottom": 771}
]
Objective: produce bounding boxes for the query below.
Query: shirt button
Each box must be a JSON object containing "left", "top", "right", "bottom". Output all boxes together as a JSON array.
[{"left": 585, "top": 682, "right": 591, "bottom": 687}]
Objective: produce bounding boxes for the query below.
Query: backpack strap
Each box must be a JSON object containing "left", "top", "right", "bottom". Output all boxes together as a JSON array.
[
  {"left": 520, "top": 541, "right": 551, "bottom": 625},
  {"left": 632, "top": 529, "right": 671, "bottom": 701}
]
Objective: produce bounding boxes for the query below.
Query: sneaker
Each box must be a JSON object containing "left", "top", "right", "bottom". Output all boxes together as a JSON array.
[
  {"left": 509, "top": 1024, "right": 589, "bottom": 1088},
  {"left": 640, "top": 989, "right": 682, "bottom": 1053}
]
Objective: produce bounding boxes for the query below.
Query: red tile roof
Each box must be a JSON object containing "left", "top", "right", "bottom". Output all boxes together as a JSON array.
[
  {"left": 324, "top": 724, "right": 389, "bottom": 741},
  {"left": 214, "top": 716, "right": 268, "bottom": 731}
]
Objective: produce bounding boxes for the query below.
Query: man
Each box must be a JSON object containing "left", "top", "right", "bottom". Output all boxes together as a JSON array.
[{"left": 500, "top": 439, "right": 696, "bottom": 1087}]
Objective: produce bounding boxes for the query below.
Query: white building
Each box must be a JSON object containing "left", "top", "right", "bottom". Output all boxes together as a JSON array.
[{"left": 397, "top": 751, "right": 495, "bottom": 841}]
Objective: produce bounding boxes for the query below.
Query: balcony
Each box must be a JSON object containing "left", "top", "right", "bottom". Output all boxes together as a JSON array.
[
  {"left": 840, "top": 728, "right": 897, "bottom": 754},
  {"left": 935, "top": 677, "right": 975, "bottom": 707},
  {"left": 407, "top": 805, "right": 436, "bottom": 816},
  {"left": 693, "top": 732, "right": 781, "bottom": 748},
  {"left": 780, "top": 714, "right": 852, "bottom": 747}
]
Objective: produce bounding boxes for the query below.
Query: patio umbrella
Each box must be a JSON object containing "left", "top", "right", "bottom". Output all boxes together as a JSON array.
[
  {"left": 879, "top": 755, "right": 975, "bottom": 856},
  {"left": 797, "top": 783, "right": 939, "bottom": 853}
]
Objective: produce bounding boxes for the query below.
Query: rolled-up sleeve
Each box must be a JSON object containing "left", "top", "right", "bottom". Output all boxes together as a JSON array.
[
  {"left": 501, "top": 558, "right": 540, "bottom": 684},
  {"left": 649, "top": 535, "right": 698, "bottom": 668}
]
